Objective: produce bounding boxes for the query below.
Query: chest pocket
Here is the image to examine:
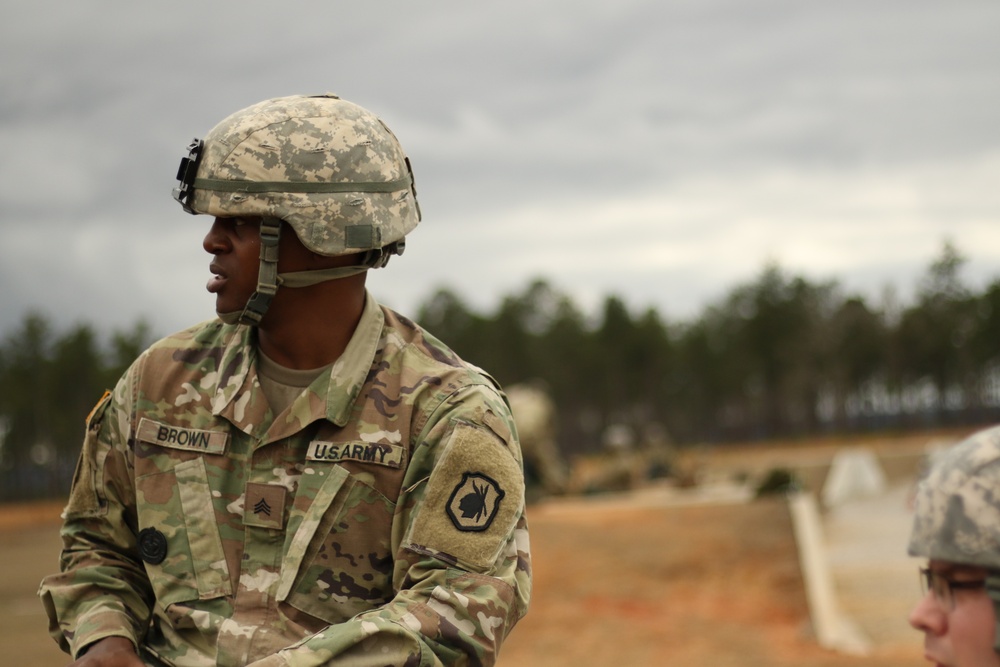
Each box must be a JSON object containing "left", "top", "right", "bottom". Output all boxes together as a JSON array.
[
  {"left": 277, "top": 463, "right": 396, "bottom": 625},
  {"left": 136, "top": 457, "right": 233, "bottom": 606}
]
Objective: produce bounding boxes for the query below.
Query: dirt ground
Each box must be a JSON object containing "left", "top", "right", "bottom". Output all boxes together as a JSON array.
[
  {"left": 0, "top": 431, "right": 949, "bottom": 666},
  {"left": 499, "top": 492, "right": 918, "bottom": 667},
  {"left": 0, "top": 502, "right": 68, "bottom": 667}
]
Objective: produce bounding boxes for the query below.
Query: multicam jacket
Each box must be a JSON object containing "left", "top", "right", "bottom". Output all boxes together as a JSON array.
[{"left": 39, "top": 293, "right": 531, "bottom": 666}]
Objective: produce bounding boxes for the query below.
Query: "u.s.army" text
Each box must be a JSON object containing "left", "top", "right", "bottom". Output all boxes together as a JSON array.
[{"left": 306, "top": 441, "right": 404, "bottom": 468}]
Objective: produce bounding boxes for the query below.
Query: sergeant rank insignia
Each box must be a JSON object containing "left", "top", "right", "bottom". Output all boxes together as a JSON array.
[
  {"left": 447, "top": 472, "right": 505, "bottom": 532},
  {"left": 243, "top": 482, "right": 287, "bottom": 530}
]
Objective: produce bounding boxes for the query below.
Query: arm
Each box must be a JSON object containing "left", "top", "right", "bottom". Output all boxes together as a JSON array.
[
  {"left": 251, "top": 385, "right": 531, "bottom": 667},
  {"left": 39, "top": 368, "right": 155, "bottom": 660}
]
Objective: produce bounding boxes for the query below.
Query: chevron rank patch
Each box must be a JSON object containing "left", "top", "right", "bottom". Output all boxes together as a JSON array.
[{"left": 243, "top": 482, "right": 287, "bottom": 530}]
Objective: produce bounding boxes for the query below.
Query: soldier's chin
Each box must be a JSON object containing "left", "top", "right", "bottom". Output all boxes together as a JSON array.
[{"left": 217, "top": 309, "right": 244, "bottom": 325}]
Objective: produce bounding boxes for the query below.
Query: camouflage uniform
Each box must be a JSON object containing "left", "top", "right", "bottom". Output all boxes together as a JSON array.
[
  {"left": 39, "top": 292, "right": 531, "bottom": 666},
  {"left": 908, "top": 424, "right": 1000, "bottom": 654}
]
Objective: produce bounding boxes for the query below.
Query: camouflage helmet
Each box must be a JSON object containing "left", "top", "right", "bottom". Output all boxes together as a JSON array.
[
  {"left": 908, "top": 425, "right": 1000, "bottom": 652},
  {"left": 175, "top": 93, "right": 419, "bottom": 256},
  {"left": 908, "top": 425, "right": 1000, "bottom": 568},
  {"left": 172, "top": 94, "right": 420, "bottom": 325}
]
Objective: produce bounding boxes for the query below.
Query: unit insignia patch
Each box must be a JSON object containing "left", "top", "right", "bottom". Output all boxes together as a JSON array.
[{"left": 446, "top": 472, "right": 505, "bottom": 532}]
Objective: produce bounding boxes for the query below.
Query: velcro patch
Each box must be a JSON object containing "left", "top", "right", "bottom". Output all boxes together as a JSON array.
[
  {"left": 345, "top": 224, "right": 379, "bottom": 249},
  {"left": 306, "top": 441, "right": 404, "bottom": 468},
  {"left": 137, "top": 418, "right": 228, "bottom": 455},
  {"left": 408, "top": 420, "right": 524, "bottom": 571},
  {"left": 244, "top": 482, "right": 288, "bottom": 530}
]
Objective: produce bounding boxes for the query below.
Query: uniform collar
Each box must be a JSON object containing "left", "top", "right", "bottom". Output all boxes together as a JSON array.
[
  {"left": 212, "top": 291, "right": 385, "bottom": 437},
  {"left": 321, "top": 290, "right": 384, "bottom": 427}
]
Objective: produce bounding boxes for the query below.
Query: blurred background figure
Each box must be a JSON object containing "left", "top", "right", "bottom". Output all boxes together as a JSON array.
[{"left": 507, "top": 381, "right": 568, "bottom": 501}]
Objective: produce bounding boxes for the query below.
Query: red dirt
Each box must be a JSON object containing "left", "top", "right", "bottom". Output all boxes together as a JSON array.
[{"left": 499, "top": 493, "right": 919, "bottom": 667}]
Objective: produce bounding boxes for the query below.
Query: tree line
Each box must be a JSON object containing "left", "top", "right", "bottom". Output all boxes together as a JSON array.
[
  {"left": 1, "top": 242, "right": 998, "bottom": 501},
  {"left": 0, "top": 317, "right": 152, "bottom": 500},
  {"left": 415, "top": 242, "right": 1000, "bottom": 452}
]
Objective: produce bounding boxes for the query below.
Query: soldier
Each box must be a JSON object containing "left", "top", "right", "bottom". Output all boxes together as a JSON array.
[
  {"left": 505, "top": 382, "right": 566, "bottom": 500},
  {"left": 38, "top": 94, "right": 530, "bottom": 667},
  {"left": 908, "top": 425, "right": 1000, "bottom": 667}
]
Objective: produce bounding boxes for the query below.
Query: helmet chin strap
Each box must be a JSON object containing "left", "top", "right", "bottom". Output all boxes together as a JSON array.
[
  {"left": 988, "top": 572, "right": 1000, "bottom": 654},
  {"left": 217, "top": 217, "right": 376, "bottom": 326},
  {"left": 218, "top": 217, "right": 282, "bottom": 326}
]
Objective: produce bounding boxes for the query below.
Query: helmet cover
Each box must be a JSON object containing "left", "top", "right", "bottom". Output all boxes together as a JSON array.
[
  {"left": 177, "top": 93, "right": 419, "bottom": 256},
  {"left": 908, "top": 425, "right": 1000, "bottom": 569}
]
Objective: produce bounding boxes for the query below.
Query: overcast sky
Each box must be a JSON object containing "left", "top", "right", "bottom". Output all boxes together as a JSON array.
[{"left": 2, "top": 0, "right": 998, "bottom": 343}]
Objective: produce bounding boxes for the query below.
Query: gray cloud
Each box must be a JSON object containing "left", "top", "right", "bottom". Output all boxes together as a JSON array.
[{"left": 1, "top": 0, "right": 998, "bottom": 340}]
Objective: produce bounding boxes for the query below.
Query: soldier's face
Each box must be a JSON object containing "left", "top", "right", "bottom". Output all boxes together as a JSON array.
[
  {"left": 203, "top": 216, "right": 261, "bottom": 316},
  {"left": 909, "top": 561, "right": 1000, "bottom": 667},
  {"left": 203, "top": 216, "right": 366, "bottom": 324}
]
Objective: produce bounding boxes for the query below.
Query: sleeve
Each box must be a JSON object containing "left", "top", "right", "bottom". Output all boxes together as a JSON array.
[
  {"left": 37, "top": 362, "right": 154, "bottom": 659},
  {"left": 250, "top": 383, "right": 532, "bottom": 667}
]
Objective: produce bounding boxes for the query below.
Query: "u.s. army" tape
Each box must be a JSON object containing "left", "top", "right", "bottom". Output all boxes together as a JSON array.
[{"left": 305, "top": 441, "right": 404, "bottom": 468}]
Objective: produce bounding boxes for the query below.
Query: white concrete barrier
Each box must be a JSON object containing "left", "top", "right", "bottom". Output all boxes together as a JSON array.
[
  {"left": 788, "top": 491, "right": 871, "bottom": 655},
  {"left": 822, "top": 447, "right": 887, "bottom": 508}
]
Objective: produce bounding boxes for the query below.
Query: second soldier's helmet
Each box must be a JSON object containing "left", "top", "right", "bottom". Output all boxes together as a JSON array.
[
  {"left": 172, "top": 94, "right": 420, "bottom": 325},
  {"left": 908, "top": 424, "right": 1000, "bottom": 651},
  {"left": 908, "top": 425, "right": 1000, "bottom": 569}
]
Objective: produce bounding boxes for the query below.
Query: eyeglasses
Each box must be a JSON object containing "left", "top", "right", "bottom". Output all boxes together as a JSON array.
[{"left": 919, "top": 567, "right": 987, "bottom": 610}]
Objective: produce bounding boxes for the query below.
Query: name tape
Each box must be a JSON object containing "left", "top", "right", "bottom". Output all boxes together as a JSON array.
[{"left": 137, "top": 418, "right": 229, "bottom": 455}]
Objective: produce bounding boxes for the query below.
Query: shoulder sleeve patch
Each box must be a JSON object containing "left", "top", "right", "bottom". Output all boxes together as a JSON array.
[
  {"left": 407, "top": 420, "right": 525, "bottom": 571},
  {"left": 85, "top": 390, "right": 112, "bottom": 427},
  {"left": 65, "top": 391, "right": 114, "bottom": 519}
]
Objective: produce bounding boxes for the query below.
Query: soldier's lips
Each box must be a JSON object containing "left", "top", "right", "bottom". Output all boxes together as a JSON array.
[
  {"left": 923, "top": 651, "right": 946, "bottom": 667},
  {"left": 207, "top": 265, "right": 227, "bottom": 293},
  {"left": 207, "top": 275, "right": 226, "bottom": 293}
]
